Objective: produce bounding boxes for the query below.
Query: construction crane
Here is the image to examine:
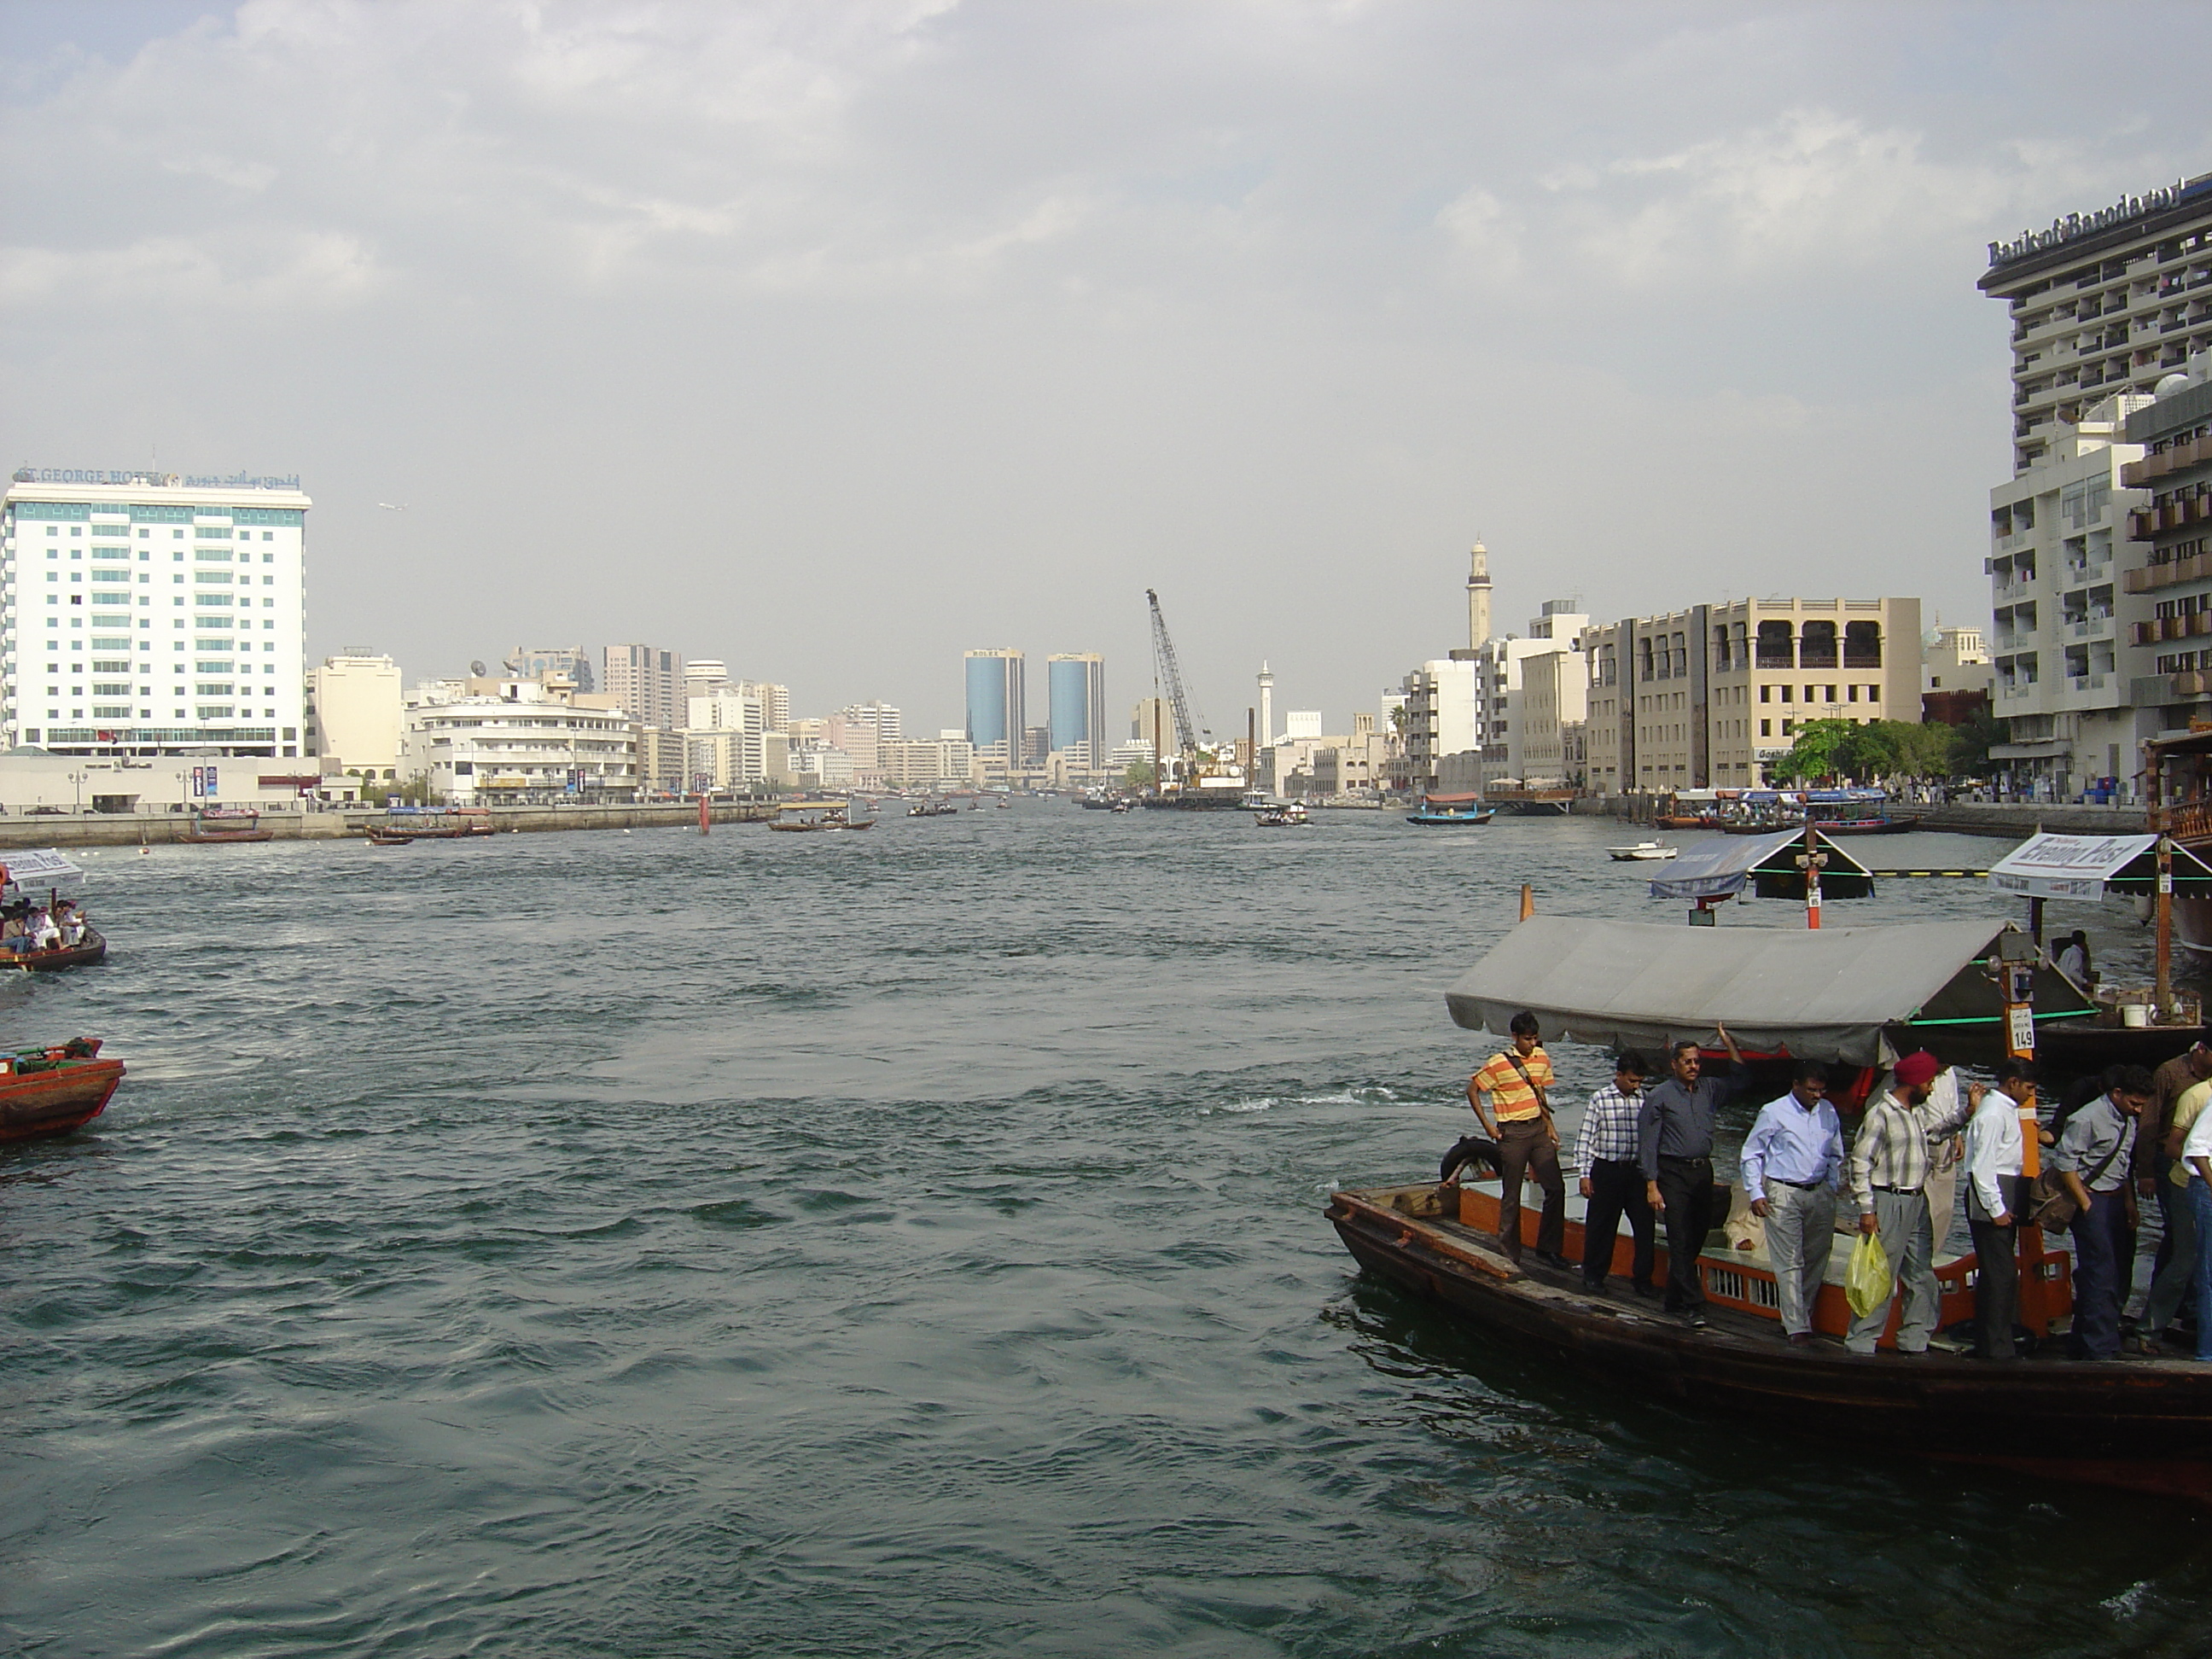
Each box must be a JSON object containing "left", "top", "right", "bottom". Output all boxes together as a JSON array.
[{"left": 1146, "top": 589, "right": 1211, "bottom": 774}]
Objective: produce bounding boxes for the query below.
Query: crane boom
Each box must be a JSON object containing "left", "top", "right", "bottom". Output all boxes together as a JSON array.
[{"left": 1146, "top": 588, "right": 1209, "bottom": 758}]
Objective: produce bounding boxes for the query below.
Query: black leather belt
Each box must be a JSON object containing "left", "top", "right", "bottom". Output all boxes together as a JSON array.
[
  {"left": 1772, "top": 1177, "right": 1825, "bottom": 1190},
  {"left": 1872, "top": 1184, "right": 1923, "bottom": 1196}
]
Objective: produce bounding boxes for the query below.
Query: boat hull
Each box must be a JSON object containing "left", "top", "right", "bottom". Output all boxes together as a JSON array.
[
  {"left": 1405, "top": 812, "right": 1496, "bottom": 826},
  {"left": 0, "top": 1052, "right": 125, "bottom": 1144},
  {"left": 0, "top": 928, "right": 106, "bottom": 971},
  {"left": 1329, "top": 1185, "right": 2212, "bottom": 1504}
]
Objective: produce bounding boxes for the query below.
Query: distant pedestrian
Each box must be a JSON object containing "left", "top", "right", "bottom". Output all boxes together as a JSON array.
[
  {"left": 1845, "top": 1051, "right": 1976, "bottom": 1355},
  {"left": 1742, "top": 1060, "right": 1843, "bottom": 1345},
  {"left": 1965, "top": 1058, "right": 2034, "bottom": 1360},
  {"left": 1636, "top": 1025, "right": 1749, "bottom": 1329},
  {"left": 2049, "top": 1065, "right": 2151, "bottom": 1361},
  {"left": 1467, "top": 1012, "right": 1569, "bottom": 1270},
  {"left": 1575, "top": 1051, "right": 1656, "bottom": 1299}
]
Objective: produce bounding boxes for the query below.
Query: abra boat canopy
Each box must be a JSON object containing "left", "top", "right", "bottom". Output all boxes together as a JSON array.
[
  {"left": 1444, "top": 914, "right": 2091, "bottom": 1068},
  {"left": 1646, "top": 828, "right": 1876, "bottom": 904}
]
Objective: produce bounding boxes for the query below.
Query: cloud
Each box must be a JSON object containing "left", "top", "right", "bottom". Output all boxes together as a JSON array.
[{"left": 0, "top": 230, "right": 384, "bottom": 311}]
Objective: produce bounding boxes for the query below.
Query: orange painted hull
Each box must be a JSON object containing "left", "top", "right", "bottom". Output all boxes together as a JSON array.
[{"left": 0, "top": 1051, "right": 125, "bottom": 1143}]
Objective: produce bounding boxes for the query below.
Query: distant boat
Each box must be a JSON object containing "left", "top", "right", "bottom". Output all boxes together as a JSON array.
[
  {"left": 184, "top": 808, "right": 273, "bottom": 844},
  {"left": 0, "top": 850, "right": 106, "bottom": 970},
  {"left": 1254, "top": 801, "right": 1312, "bottom": 827},
  {"left": 771, "top": 800, "right": 876, "bottom": 832},
  {"left": 1406, "top": 794, "right": 1496, "bottom": 827},
  {"left": 906, "top": 798, "right": 960, "bottom": 818},
  {"left": 370, "top": 807, "right": 496, "bottom": 842},
  {"left": 1607, "top": 841, "right": 1679, "bottom": 862}
]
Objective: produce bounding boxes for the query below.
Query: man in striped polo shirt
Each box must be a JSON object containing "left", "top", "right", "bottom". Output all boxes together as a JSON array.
[{"left": 1469, "top": 1011, "right": 1569, "bottom": 1269}]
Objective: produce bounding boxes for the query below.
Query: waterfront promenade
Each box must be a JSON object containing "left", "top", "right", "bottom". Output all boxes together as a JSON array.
[{"left": 0, "top": 799, "right": 775, "bottom": 849}]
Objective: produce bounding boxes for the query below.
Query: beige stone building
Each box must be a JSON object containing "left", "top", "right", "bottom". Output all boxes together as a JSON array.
[
  {"left": 306, "top": 651, "right": 403, "bottom": 781},
  {"left": 1585, "top": 597, "right": 1923, "bottom": 795}
]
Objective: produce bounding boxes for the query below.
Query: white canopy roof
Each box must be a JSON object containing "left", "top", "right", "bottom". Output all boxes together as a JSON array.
[
  {"left": 1987, "top": 832, "right": 2165, "bottom": 901},
  {"left": 1444, "top": 914, "right": 2042, "bottom": 1066},
  {"left": 0, "top": 849, "right": 84, "bottom": 888}
]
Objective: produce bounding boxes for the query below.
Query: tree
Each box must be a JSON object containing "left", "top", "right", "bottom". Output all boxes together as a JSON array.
[
  {"left": 1948, "top": 706, "right": 2003, "bottom": 777},
  {"left": 1768, "top": 719, "right": 1860, "bottom": 783},
  {"left": 1123, "top": 760, "right": 1158, "bottom": 790}
]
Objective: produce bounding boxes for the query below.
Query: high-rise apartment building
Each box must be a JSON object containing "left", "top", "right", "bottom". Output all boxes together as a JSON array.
[
  {"left": 506, "top": 644, "right": 594, "bottom": 693},
  {"left": 603, "top": 643, "right": 684, "bottom": 731},
  {"left": 2, "top": 466, "right": 311, "bottom": 758},
  {"left": 1980, "top": 173, "right": 2212, "bottom": 474},
  {"left": 1046, "top": 653, "right": 1108, "bottom": 767},
  {"left": 964, "top": 649, "right": 1024, "bottom": 760}
]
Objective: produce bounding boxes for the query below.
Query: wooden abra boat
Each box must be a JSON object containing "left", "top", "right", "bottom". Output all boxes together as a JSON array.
[
  {"left": 370, "top": 808, "right": 496, "bottom": 841},
  {"left": 770, "top": 800, "right": 876, "bottom": 832},
  {"left": 0, "top": 851, "right": 106, "bottom": 970},
  {"left": 0, "top": 928, "right": 107, "bottom": 971},
  {"left": 1328, "top": 1180, "right": 2212, "bottom": 1504},
  {"left": 0, "top": 1039, "right": 125, "bottom": 1143},
  {"left": 1406, "top": 793, "right": 1496, "bottom": 827},
  {"left": 185, "top": 808, "right": 273, "bottom": 843}
]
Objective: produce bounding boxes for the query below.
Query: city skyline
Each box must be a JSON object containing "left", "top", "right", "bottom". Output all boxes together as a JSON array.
[{"left": 7, "top": 7, "right": 2209, "bottom": 735}]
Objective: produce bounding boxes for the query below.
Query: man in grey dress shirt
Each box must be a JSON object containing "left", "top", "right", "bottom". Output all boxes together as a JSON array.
[
  {"left": 1742, "top": 1061, "right": 1844, "bottom": 1345},
  {"left": 1636, "top": 1025, "right": 1745, "bottom": 1329},
  {"left": 2051, "top": 1065, "right": 2151, "bottom": 1361}
]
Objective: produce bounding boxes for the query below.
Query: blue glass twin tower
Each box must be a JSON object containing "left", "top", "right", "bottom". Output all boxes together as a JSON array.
[{"left": 963, "top": 649, "right": 1106, "bottom": 766}]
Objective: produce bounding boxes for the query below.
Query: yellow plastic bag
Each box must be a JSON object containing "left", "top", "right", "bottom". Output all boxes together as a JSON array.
[{"left": 1843, "top": 1229, "right": 1894, "bottom": 1320}]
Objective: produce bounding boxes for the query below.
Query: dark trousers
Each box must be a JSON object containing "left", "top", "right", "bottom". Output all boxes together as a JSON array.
[
  {"left": 1968, "top": 1220, "right": 2018, "bottom": 1359},
  {"left": 1656, "top": 1155, "right": 1714, "bottom": 1312},
  {"left": 1581, "top": 1157, "right": 1656, "bottom": 1289},
  {"left": 1494, "top": 1118, "right": 1563, "bottom": 1262},
  {"left": 2069, "top": 1189, "right": 2133, "bottom": 1359}
]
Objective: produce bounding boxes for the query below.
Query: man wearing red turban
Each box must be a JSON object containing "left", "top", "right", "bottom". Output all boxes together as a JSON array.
[{"left": 1844, "top": 1051, "right": 1979, "bottom": 1355}]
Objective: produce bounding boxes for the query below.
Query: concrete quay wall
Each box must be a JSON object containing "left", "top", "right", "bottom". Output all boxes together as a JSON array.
[
  {"left": 0, "top": 800, "right": 775, "bottom": 850},
  {"left": 1569, "top": 794, "right": 2144, "bottom": 840}
]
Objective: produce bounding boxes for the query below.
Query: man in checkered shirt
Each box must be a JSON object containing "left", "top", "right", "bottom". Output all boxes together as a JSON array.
[{"left": 1574, "top": 1051, "right": 1657, "bottom": 1298}]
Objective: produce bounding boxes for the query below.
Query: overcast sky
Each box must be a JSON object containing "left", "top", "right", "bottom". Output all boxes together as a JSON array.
[{"left": 3, "top": 2, "right": 2207, "bottom": 736}]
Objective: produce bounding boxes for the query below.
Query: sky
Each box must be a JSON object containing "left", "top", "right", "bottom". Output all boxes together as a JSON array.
[{"left": 3, "top": 2, "right": 2208, "bottom": 737}]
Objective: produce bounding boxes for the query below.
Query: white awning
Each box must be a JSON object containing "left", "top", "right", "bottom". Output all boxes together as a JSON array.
[
  {"left": 0, "top": 849, "right": 85, "bottom": 888},
  {"left": 1442, "top": 914, "right": 2090, "bottom": 1066},
  {"left": 1988, "top": 832, "right": 2158, "bottom": 900}
]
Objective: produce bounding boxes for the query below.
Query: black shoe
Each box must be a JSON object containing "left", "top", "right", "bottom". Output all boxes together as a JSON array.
[
  {"left": 1580, "top": 1278, "right": 1608, "bottom": 1295},
  {"left": 1684, "top": 1311, "right": 1708, "bottom": 1330},
  {"left": 1534, "top": 1251, "right": 1573, "bottom": 1271},
  {"left": 1631, "top": 1283, "right": 1661, "bottom": 1301}
]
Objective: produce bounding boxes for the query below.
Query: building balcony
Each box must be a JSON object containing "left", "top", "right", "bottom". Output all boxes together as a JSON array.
[
  {"left": 2122, "top": 433, "right": 2212, "bottom": 486},
  {"left": 2129, "top": 498, "right": 2212, "bottom": 539},
  {"left": 2064, "top": 614, "right": 2113, "bottom": 640},
  {"left": 2172, "top": 674, "right": 2212, "bottom": 701},
  {"left": 2125, "top": 550, "right": 2212, "bottom": 593}
]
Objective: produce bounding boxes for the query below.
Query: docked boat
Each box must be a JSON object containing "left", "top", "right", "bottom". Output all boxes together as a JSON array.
[
  {"left": 1405, "top": 793, "right": 1496, "bottom": 827},
  {"left": 184, "top": 807, "right": 273, "bottom": 844},
  {"left": 1605, "top": 841, "right": 1677, "bottom": 861},
  {"left": 0, "top": 851, "right": 107, "bottom": 971},
  {"left": 370, "top": 807, "right": 496, "bottom": 841},
  {"left": 1324, "top": 910, "right": 2211, "bottom": 1502},
  {"left": 0, "top": 1038, "right": 125, "bottom": 1143},
  {"left": 770, "top": 800, "right": 876, "bottom": 832}
]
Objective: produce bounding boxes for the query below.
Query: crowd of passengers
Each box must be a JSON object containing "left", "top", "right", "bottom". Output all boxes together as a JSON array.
[
  {"left": 1446, "top": 1013, "right": 2212, "bottom": 1364},
  {"left": 0, "top": 898, "right": 89, "bottom": 956}
]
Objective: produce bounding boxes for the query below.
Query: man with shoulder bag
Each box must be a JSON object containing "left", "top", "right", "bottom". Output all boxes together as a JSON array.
[
  {"left": 2034, "top": 1064, "right": 2150, "bottom": 1360},
  {"left": 1467, "top": 1010, "right": 1569, "bottom": 1269}
]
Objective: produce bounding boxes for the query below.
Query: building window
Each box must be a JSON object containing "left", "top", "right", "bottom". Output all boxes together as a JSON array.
[
  {"left": 1782, "top": 720, "right": 1795, "bottom": 736},
  {"left": 1848, "top": 684, "right": 1860, "bottom": 702},
  {"left": 1780, "top": 685, "right": 1793, "bottom": 703}
]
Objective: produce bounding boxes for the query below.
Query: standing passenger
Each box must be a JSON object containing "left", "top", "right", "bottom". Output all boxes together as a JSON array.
[
  {"left": 2048, "top": 1065, "right": 2151, "bottom": 1361},
  {"left": 1575, "top": 1051, "right": 1657, "bottom": 1299},
  {"left": 1965, "top": 1058, "right": 2034, "bottom": 1361},
  {"left": 2178, "top": 1098, "right": 2212, "bottom": 1363},
  {"left": 2140, "top": 1073, "right": 2212, "bottom": 1353},
  {"left": 1468, "top": 1012, "right": 1569, "bottom": 1269},
  {"left": 1845, "top": 1052, "right": 1977, "bottom": 1355},
  {"left": 1741, "top": 1061, "right": 1843, "bottom": 1346},
  {"left": 1637, "top": 1025, "right": 1748, "bottom": 1330}
]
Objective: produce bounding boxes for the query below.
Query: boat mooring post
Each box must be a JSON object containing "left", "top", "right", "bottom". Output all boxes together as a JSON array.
[
  {"left": 2157, "top": 835, "right": 2175, "bottom": 1019},
  {"left": 1518, "top": 883, "right": 1534, "bottom": 922},
  {"left": 698, "top": 793, "right": 710, "bottom": 835},
  {"left": 1995, "top": 928, "right": 2051, "bottom": 1337},
  {"left": 1796, "top": 819, "right": 1825, "bottom": 929}
]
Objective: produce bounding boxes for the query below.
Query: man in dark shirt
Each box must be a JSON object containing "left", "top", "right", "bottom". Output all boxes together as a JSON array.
[{"left": 1636, "top": 1025, "right": 1746, "bottom": 1328}]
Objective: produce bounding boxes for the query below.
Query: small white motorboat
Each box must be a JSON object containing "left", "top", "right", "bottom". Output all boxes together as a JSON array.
[{"left": 1607, "top": 841, "right": 1679, "bottom": 862}]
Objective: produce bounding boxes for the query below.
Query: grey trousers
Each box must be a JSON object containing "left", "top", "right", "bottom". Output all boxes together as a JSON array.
[
  {"left": 1847, "top": 1188, "right": 1941, "bottom": 1354},
  {"left": 2145, "top": 1173, "right": 2202, "bottom": 1338},
  {"left": 1765, "top": 1183, "right": 1837, "bottom": 1336}
]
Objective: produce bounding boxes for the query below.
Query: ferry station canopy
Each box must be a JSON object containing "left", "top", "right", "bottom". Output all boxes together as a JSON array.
[
  {"left": 1444, "top": 914, "right": 2091, "bottom": 1067},
  {"left": 1646, "top": 829, "right": 1873, "bottom": 902},
  {"left": 1985, "top": 832, "right": 2212, "bottom": 901}
]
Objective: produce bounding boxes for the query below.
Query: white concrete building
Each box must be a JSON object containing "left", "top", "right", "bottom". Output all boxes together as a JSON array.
[
  {"left": 1924, "top": 626, "right": 1994, "bottom": 697},
  {"left": 404, "top": 677, "right": 638, "bottom": 802},
  {"left": 1987, "top": 394, "right": 2151, "bottom": 798},
  {"left": 3, "top": 467, "right": 310, "bottom": 758},
  {"left": 1398, "top": 659, "right": 1481, "bottom": 794},
  {"left": 307, "top": 651, "right": 403, "bottom": 781},
  {"left": 1476, "top": 602, "right": 1588, "bottom": 789}
]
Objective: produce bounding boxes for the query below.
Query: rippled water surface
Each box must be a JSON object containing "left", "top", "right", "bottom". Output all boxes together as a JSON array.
[{"left": 3, "top": 806, "right": 2208, "bottom": 1656}]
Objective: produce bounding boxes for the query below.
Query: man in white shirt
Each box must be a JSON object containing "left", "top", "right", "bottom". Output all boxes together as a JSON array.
[
  {"left": 2180, "top": 1100, "right": 2212, "bottom": 1364},
  {"left": 1741, "top": 1061, "right": 1844, "bottom": 1346},
  {"left": 1964, "top": 1057, "right": 2033, "bottom": 1361}
]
